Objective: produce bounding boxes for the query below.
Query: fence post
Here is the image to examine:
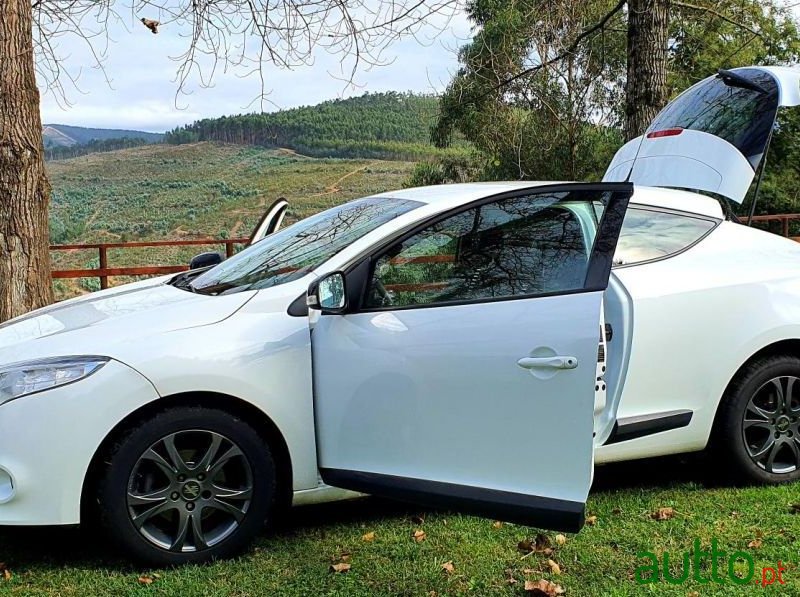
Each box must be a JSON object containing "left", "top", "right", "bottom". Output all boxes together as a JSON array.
[
  {"left": 225, "top": 241, "right": 235, "bottom": 259},
  {"left": 783, "top": 217, "right": 790, "bottom": 238},
  {"left": 99, "top": 245, "right": 108, "bottom": 290}
]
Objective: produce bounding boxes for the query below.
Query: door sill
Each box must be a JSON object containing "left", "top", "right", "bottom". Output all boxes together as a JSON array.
[
  {"left": 320, "top": 468, "right": 585, "bottom": 532},
  {"left": 603, "top": 410, "right": 693, "bottom": 445}
]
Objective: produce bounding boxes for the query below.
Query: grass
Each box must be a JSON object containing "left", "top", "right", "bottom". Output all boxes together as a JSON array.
[{"left": 1, "top": 456, "right": 799, "bottom": 595}]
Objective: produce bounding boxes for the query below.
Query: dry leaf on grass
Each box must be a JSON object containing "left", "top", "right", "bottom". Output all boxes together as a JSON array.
[
  {"left": 330, "top": 562, "right": 351, "bottom": 573},
  {"left": 441, "top": 561, "right": 455, "bottom": 574},
  {"left": 0, "top": 563, "right": 9, "bottom": 582},
  {"left": 546, "top": 559, "right": 561, "bottom": 575},
  {"left": 362, "top": 531, "right": 376, "bottom": 542},
  {"left": 651, "top": 507, "right": 676, "bottom": 521},
  {"left": 518, "top": 533, "right": 553, "bottom": 556},
  {"left": 554, "top": 534, "right": 567, "bottom": 546},
  {"left": 524, "top": 579, "right": 565, "bottom": 595},
  {"left": 137, "top": 575, "right": 155, "bottom": 585},
  {"left": 412, "top": 529, "right": 426, "bottom": 542},
  {"left": 492, "top": 521, "right": 503, "bottom": 529},
  {"left": 748, "top": 539, "right": 763, "bottom": 549},
  {"left": 585, "top": 515, "right": 598, "bottom": 526}
]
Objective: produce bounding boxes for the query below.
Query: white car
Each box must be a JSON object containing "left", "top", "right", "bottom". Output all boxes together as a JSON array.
[{"left": 2, "top": 66, "right": 800, "bottom": 565}]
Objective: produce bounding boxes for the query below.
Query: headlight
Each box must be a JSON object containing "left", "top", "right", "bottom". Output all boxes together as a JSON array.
[{"left": 0, "top": 356, "right": 109, "bottom": 406}]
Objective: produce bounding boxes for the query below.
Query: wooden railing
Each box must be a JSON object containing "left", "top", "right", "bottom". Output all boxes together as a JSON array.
[
  {"left": 50, "top": 238, "right": 249, "bottom": 290},
  {"left": 47, "top": 214, "right": 800, "bottom": 291},
  {"left": 747, "top": 214, "right": 800, "bottom": 240}
]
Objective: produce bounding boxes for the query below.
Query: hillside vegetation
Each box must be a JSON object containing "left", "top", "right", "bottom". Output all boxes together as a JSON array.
[
  {"left": 166, "top": 92, "right": 465, "bottom": 161},
  {"left": 44, "top": 124, "right": 164, "bottom": 147},
  {"left": 47, "top": 142, "right": 415, "bottom": 296}
]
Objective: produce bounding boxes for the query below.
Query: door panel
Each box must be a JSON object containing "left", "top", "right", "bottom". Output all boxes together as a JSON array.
[
  {"left": 249, "top": 198, "right": 288, "bottom": 244},
  {"left": 311, "top": 185, "right": 631, "bottom": 531}
]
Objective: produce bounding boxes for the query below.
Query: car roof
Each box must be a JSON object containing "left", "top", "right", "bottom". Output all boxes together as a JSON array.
[{"left": 381, "top": 181, "right": 724, "bottom": 219}]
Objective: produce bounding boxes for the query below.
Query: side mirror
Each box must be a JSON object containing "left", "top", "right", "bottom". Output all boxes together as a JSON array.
[
  {"left": 307, "top": 272, "right": 347, "bottom": 314},
  {"left": 189, "top": 252, "right": 223, "bottom": 270}
]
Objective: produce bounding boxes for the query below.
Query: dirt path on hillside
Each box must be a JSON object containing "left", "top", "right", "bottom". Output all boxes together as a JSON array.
[{"left": 310, "top": 161, "right": 381, "bottom": 198}]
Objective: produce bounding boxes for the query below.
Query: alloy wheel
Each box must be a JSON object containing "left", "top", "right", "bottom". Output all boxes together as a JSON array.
[
  {"left": 127, "top": 430, "right": 253, "bottom": 552},
  {"left": 742, "top": 376, "right": 800, "bottom": 474}
]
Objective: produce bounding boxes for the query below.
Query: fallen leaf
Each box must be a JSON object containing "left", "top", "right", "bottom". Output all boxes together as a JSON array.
[
  {"left": 747, "top": 539, "right": 763, "bottom": 549},
  {"left": 362, "top": 531, "right": 376, "bottom": 542},
  {"left": 137, "top": 576, "right": 155, "bottom": 585},
  {"left": 441, "top": 561, "right": 455, "bottom": 574},
  {"left": 522, "top": 568, "right": 536, "bottom": 575},
  {"left": 651, "top": 507, "right": 676, "bottom": 521},
  {"left": 412, "top": 529, "right": 426, "bottom": 542},
  {"left": 519, "top": 534, "right": 554, "bottom": 557},
  {"left": 330, "top": 562, "right": 351, "bottom": 573},
  {"left": 546, "top": 559, "right": 561, "bottom": 575},
  {"left": 2, "top": 570, "right": 10, "bottom": 582},
  {"left": 524, "top": 579, "right": 565, "bottom": 595},
  {"left": 492, "top": 521, "right": 503, "bottom": 529},
  {"left": 585, "top": 515, "right": 598, "bottom": 526},
  {"left": 687, "top": 592, "right": 700, "bottom": 597},
  {"left": 554, "top": 534, "right": 567, "bottom": 546}
]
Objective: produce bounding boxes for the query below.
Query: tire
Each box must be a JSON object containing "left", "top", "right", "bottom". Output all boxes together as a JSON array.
[
  {"left": 95, "top": 406, "right": 276, "bottom": 565},
  {"left": 714, "top": 354, "right": 800, "bottom": 485}
]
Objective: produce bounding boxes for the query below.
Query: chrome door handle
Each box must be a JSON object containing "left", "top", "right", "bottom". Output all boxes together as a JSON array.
[{"left": 517, "top": 356, "right": 578, "bottom": 370}]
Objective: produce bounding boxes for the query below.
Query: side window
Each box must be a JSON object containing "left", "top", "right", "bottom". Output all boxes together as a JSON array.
[
  {"left": 364, "top": 193, "right": 597, "bottom": 309},
  {"left": 614, "top": 208, "right": 717, "bottom": 266}
]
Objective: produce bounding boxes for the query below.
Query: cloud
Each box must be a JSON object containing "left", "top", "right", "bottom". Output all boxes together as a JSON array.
[{"left": 38, "top": 9, "right": 472, "bottom": 132}]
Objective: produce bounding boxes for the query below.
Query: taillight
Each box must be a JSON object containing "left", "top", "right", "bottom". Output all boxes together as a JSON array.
[{"left": 646, "top": 127, "right": 684, "bottom": 139}]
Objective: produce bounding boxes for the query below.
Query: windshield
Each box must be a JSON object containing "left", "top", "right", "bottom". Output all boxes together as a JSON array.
[{"left": 191, "top": 196, "right": 422, "bottom": 295}]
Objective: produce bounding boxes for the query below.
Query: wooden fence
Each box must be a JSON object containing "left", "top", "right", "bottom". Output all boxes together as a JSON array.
[
  {"left": 50, "top": 238, "right": 249, "bottom": 290},
  {"left": 48, "top": 214, "right": 800, "bottom": 290}
]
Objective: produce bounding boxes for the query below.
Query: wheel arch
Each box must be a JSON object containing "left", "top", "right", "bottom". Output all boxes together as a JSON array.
[
  {"left": 711, "top": 338, "right": 800, "bottom": 434},
  {"left": 80, "top": 391, "right": 293, "bottom": 522}
]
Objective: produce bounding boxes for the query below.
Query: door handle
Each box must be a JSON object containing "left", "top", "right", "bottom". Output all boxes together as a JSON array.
[{"left": 517, "top": 356, "right": 578, "bottom": 370}]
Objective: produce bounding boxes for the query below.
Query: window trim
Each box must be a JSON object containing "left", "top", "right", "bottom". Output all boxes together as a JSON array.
[
  {"left": 338, "top": 183, "right": 633, "bottom": 314},
  {"left": 611, "top": 205, "right": 721, "bottom": 270}
]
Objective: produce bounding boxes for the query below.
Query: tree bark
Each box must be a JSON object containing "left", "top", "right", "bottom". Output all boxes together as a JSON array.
[
  {"left": 625, "top": 0, "right": 670, "bottom": 140},
  {"left": 0, "top": 0, "right": 53, "bottom": 322}
]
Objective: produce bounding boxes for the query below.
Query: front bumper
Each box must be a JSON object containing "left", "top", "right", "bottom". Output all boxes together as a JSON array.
[{"left": 0, "top": 359, "right": 159, "bottom": 525}]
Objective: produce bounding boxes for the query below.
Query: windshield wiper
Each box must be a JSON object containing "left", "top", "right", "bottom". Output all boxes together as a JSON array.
[{"left": 717, "top": 69, "right": 768, "bottom": 94}]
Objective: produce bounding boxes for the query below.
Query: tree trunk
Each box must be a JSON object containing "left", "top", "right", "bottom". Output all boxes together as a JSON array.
[
  {"left": 0, "top": 0, "right": 53, "bottom": 322},
  {"left": 624, "top": 0, "right": 670, "bottom": 140}
]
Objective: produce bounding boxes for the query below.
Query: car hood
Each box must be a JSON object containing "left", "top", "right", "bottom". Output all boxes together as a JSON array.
[{"left": 0, "top": 277, "right": 255, "bottom": 363}]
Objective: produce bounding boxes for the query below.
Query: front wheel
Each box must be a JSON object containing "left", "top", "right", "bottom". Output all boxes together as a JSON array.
[
  {"left": 715, "top": 355, "right": 800, "bottom": 484},
  {"left": 95, "top": 406, "right": 276, "bottom": 565}
]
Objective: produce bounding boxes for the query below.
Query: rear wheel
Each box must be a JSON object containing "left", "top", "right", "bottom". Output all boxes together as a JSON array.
[
  {"left": 96, "top": 407, "right": 276, "bottom": 565},
  {"left": 715, "top": 355, "right": 800, "bottom": 484}
]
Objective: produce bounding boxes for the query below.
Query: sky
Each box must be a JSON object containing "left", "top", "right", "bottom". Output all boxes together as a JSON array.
[{"left": 38, "top": 7, "right": 472, "bottom": 133}]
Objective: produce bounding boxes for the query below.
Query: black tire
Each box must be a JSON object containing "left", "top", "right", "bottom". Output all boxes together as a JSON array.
[
  {"left": 714, "top": 354, "right": 800, "bottom": 485},
  {"left": 95, "top": 406, "right": 276, "bottom": 565}
]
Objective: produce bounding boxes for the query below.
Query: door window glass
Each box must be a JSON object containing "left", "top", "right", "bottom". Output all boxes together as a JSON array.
[{"left": 365, "top": 193, "right": 598, "bottom": 308}]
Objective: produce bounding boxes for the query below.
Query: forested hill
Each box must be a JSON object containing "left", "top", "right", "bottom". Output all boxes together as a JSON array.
[{"left": 164, "top": 92, "right": 450, "bottom": 160}]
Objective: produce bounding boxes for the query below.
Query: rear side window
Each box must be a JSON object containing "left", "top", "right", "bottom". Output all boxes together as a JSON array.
[{"left": 614, "top": 208, "right": 716, "bottom": 266}]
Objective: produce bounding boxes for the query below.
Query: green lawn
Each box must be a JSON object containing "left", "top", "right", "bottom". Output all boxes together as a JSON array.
[{"left": 2, "top": 456, "right": 799, "bottom": 596}]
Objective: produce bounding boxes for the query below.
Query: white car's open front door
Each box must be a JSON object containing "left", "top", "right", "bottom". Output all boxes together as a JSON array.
[{"left": 309, "top": 183, "right": 632, "bottom": 532}]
